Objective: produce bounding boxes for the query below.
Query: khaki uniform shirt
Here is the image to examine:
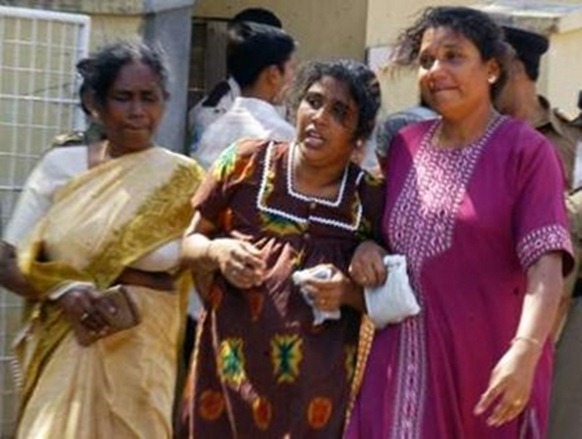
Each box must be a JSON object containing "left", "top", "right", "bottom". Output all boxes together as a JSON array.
[
  {"left": 50, "top": 122, "right": 105, "bottom": 148},
  {"left": 535, "top": 96, "right": 582, "bottom": 299},
  {"left": 535, "top": 96, "right": 581, "bottom": 189},
  {"left": 548, "top": 102, "right": 582, "bottom": 439}
]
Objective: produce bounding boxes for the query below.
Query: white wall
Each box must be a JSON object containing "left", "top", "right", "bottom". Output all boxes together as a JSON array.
[{"left": 547, "top": 28, "right": 582, "bottom": 115}]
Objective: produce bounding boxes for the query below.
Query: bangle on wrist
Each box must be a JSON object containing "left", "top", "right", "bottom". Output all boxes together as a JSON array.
[{"left": 511, "top": 336, "right": 541, "bottom": 350}]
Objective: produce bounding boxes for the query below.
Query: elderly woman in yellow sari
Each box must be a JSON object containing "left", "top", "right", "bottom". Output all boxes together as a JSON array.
[{"left": 0, "top": 41, "right": 203, "bottom": 438}]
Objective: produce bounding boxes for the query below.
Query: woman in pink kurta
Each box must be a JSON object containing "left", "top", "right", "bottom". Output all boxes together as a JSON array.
[{"left": 347, "top": 7, "right": 573, "bottom": 439}]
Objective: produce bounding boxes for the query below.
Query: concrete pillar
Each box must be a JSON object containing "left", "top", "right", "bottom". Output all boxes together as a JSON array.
[{"left": 144, "top": 4, "right": 194, "bottom": 152}]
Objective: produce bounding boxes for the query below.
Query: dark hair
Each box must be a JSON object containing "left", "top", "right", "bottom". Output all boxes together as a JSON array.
[
  {"left": 75, "top": 59, "right": 94, "bottom": 115},
  {"left": 288, "top": 60, "right": 381, "bottom": 141},
  {"left": 77, "top": 40, "right": 170, "bottom": 106},
  {"left": 230, "top": 7, "right": 282, "bottom": 29},
  {"left": 227, "top": 22, "right": 295, "bottom": 89},
  {"left": 391, "top": 6, "right": 512, "bottom": 99},
  {"left": 502, "top": 26, "right": 548, "bottom": 82}
]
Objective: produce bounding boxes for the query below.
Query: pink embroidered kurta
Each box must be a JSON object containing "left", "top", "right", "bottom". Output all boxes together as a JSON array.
[{"left": 346, "top": 116, "right": 573, "bottom": 439}]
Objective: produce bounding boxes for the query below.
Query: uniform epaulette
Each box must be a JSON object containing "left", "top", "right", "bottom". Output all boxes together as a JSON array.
[{"left": 50, "top": 131, "right": 85, "bottom": 147}]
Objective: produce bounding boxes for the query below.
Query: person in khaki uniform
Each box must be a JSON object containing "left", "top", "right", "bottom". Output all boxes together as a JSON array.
[{"left": 495, "top": 24, "right": 582, "bottom": 439}]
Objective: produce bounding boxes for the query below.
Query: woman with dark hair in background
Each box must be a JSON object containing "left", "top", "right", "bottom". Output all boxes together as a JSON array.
[
  {"left": 347, "top": 7, "right": 572, "bottom": 438},
  {"left": 179, "top": 59, "right": 383, "bottom": 438},
  {"left": 0, "top": 41, "right": 203, "bottom": 438}
]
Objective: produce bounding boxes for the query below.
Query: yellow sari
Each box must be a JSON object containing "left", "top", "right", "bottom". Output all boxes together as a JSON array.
[{"left": 14, "top": 147, "right": 203, "bottom": 439}]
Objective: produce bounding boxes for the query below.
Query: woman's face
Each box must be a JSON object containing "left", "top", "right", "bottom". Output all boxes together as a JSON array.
[
  {"left": 97, "top": 60, "right": 166, "bottom": 155},
  {"left": 417, "top": 26, "right": 499, "bottom": 119},
  {"left": 295, "top": 75, "right": 359, "bottom": 167}
]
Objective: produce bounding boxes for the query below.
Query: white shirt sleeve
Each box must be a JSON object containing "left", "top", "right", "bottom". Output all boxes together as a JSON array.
[
  {"left": 3, "top": 146, "right": 87, "bottom": 246},
  {"left": 130, "top": 240, "right": 182, "bottom": 272}
]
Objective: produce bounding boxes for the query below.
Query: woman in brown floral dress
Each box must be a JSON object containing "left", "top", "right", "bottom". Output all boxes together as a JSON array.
[{"left": 179, "top": 60, "right": 383, "bottom": 438}]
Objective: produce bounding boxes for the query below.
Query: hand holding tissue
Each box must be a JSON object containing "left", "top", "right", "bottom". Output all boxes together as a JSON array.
[{"left": 364, "top": 254, "right": 420, "bottom": 329}]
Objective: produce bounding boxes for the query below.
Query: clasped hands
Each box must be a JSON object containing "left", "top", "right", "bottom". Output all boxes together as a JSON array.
[
  {"left": 57, "top": 268, "right": 172, "bottom": 340},
  {"left": 57, "top": 284, "right": 117, "bottom": 338}
]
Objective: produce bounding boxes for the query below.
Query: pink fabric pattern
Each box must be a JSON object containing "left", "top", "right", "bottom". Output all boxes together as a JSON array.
[{"left": 388, "top": 116, "right": 504, "bottom": 438}]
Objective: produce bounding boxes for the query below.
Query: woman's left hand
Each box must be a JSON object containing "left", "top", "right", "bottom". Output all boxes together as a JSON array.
[
  {"left": 301, "top": 264, "right": 362, "bottom": 312},
  {"left": 474, "top": 340, "right": 540, "bottom": 427}
]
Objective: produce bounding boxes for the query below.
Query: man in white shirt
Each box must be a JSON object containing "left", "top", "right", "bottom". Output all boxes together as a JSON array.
[
  {"left": 193, "top": 21, "right": 297, "bottom": 169},
  {"left": 188, "top": 8, "right": 283, "bottom": 154}
]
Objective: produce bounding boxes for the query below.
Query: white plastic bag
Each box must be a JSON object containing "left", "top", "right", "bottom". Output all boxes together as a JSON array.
[
  {"left": 364, "top": 254, "right": 420, "bottom": 329},
  {"left": 292, "top": 266, "right": 341, "bottom": 325}
]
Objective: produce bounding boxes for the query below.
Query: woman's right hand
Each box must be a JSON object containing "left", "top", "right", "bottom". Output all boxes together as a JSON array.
[
  {"left": 57, "top": 285, "right": 112, "bottom": 335},
  {"left": 474, "top": 340, "right": 540, "bottom": 426},
  {"left": 348, "top": 240, "right": 388, "bottom": 287},
  {"left": 209, "top": 238, "right": 266, "bottom": 289}
]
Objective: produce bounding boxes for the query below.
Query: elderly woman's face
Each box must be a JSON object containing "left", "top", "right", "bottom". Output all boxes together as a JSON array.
[
  {"left": 295, "top": 75, "right": 359, "bottom": 166},
  {"left": 417, "top": 26, "right": 499, "bottom": 119},
  {"left": 97, "top": 60, "right": 166, "bottom": 155}
]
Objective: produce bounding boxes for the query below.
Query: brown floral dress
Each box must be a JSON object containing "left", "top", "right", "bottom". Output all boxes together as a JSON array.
[{"left": 180, "top": 139, "right": 384, "bottom": 438}]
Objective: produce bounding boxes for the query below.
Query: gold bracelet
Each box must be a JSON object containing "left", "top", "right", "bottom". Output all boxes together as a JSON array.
[{"left": 511, "top": 336, "right": 541, "bottom": 349}]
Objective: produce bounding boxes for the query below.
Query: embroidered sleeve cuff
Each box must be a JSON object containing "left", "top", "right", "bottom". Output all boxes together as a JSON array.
[{"left": 516, "top": 224, "right": 573, "bottom": 272}]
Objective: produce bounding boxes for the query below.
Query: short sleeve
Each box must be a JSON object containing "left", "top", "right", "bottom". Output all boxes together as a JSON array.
[
  {"left": 4, "top": 147, "right": 86, "bottom": 245},
  {"left": 513, "top": 136, "right": 574, "bottom": 275},
  {"left": 191, "top": 140, "right": 264, "bottom": 230}
]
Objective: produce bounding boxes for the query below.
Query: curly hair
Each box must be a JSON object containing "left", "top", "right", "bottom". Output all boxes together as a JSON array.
[
  {"left": 390, "top": 6, "right": 513, "bottom": 98},
  {"left": 288, "top": 60, "right": 381, "bottom": 141},
  {"left": 77, "top": 40, "right": 170, "bottom": 106}
]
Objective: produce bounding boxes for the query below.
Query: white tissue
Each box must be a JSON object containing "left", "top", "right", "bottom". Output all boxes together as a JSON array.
[
  {"left": 364, "top": 254, "right": 420, "bottom": 329},
  {"left": 292, "top": 266, "right": 341, "bottom": 325}
]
